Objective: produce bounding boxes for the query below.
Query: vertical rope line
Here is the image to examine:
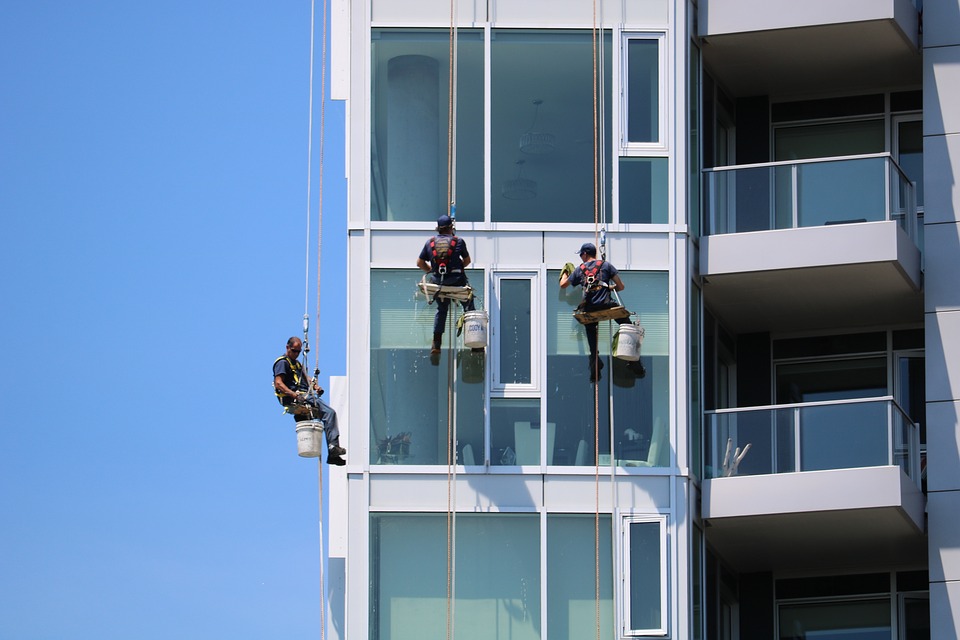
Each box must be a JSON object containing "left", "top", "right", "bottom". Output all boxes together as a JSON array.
[
  {"left": 591, "top": 3, "right": 602, "bottom": 640},
  {"left": 314, "top": 0, "right": 329, "bottom": 378},
  {"left": 445, "top": 308, "right": 456, "bottom": 640},
  {"left": 445, "top": 4, "right": 458, "bottom": 639},
  {"left": 304, "top": 0, "right": 316, "bottom": 320},
  {"left": 318, "top": 460, "right": 326, "bottom": 640}
]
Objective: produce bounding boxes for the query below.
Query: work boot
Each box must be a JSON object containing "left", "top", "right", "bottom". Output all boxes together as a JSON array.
[
  {"left": 628, "top": 360, "right": 646, "bottom": 378},
  {"left": 327, "top": 444, "right": 347, "bottom": 466},
  {"left": 589, "top": 357, "right": 604, "bottom": 383}
]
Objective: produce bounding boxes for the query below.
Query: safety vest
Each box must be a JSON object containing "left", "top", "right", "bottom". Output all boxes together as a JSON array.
[
  {"left": 430, "top": 235, "right": 459, "bottom": 274},
  {"left": 580, "top": 260, "right": 605, "bottom": 293},
  {"left": 273, "top": 356, "right": 303, "bottom": 400}
]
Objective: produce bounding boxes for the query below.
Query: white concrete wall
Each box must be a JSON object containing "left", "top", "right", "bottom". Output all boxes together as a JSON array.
[{"left": 923, "top": 1, "right": 960, "bottom": 637}]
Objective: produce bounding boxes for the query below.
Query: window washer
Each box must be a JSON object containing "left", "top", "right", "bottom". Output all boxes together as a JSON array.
[
  {"left": 273, "top": 337, "right": 346, "bottom": 465},
  {"left": 559, "top": 242, "right": 645, "bottom": 383},
  {"left": 417, "top": 214, "right": 478, "bottom": 356}
]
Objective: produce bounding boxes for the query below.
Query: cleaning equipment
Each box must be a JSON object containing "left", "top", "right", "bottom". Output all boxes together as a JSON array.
[
  {"left": 295, "top": 420, "right": 325, "bottom": 457},
  {"left": 613, "top": 323, "right": 645, "bottom": 361},
  {"left": 461, "top": 310, "right": 488, "bottom": 348}
]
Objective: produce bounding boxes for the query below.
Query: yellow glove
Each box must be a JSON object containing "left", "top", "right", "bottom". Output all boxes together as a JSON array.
[
  {"left": 456, "top": 314, "right": 466, "bottom": 336},
  {"left": 559, "top": 262, "right": 575, "bottom": 282}
]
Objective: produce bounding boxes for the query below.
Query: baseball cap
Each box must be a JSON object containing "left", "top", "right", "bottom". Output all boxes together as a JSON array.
[
  {"left": 437, "top": 214, "right": 453, "bottom": 227},
  {"left": 577, "top": 242, "right": 597, "bottom": 255}
]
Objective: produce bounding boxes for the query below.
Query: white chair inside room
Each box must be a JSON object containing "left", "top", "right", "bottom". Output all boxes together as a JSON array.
[
  {"left": 633, "top": 417, "right": 667, "bottom": 467},
  {"left": 574, "top": 439, "right": 588, "bottom": 466},
  {"left": 461, "top": 443, "right": 476, "bottom": 466},
  {"left": 514, "top": 421, "right": 556, "bottom": 465}
]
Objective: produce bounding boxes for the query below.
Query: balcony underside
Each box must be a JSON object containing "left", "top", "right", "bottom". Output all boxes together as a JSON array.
[
  {"left": 700, "top": 222, "right": 923, "bottom": 334},
  {"left": 703, "top": 466, "right": 926, "bottom": 573},
  {"left": 699, "top": 7, "right": 920, "bottom": 97}
]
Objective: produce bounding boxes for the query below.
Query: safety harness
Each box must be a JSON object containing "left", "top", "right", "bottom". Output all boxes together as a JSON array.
[
  {"left": 580, "top": 259, "right": 606, "bottom": 294},
  {"left": 430, "top": 235, "right": 460, "bottom": 277},
  {"left": 273, "top": 355, "right": 304, "bottom": 402}
]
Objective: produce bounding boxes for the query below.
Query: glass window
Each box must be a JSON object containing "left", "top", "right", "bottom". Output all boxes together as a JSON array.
[
  {"left": 370, "top": 513, "right": 540, "bottom": 640},
  {"left": 371, "top": 29, "right": 483, "bottom": 222},
  {"left": 494, "top": 276, "right": 535, "bottom": 388},
  {"left": 619, "top": 157, "right": 668, "bottom": 223},
  {"left": 547, "top": 515, "right": 613, "bottom": 640},
  {"left": 623, "top": 517, "right": 667, "bottom": 636},
  {"left": 547, "top": 270, "right": 670, "bottom": 467},
  {"left": 491, "top": 30, "right": 612, "bottom": 223},
  {"left": 778, "top": 599, "right": 890, "bottom": 640},
  {"left": 895, "top": 118, "right": 923, "bottom": 207},
  {"left": 774, "top": 119, "right": 884, "bottom": 161},
  {"left": 624, "top": 36, "right": 662, "bottom": 145},
  {"left": 370, "top": 269, "right": 484, "bottom": 465},
  {"left": 490, "top": 398, "right": 543, "bottom": 466},
  {"left": 689, "top": 43, "right": 701, "bottom": 235}
]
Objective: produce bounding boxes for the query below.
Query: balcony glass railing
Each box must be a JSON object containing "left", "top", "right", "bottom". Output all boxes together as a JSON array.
[
  {"left": 704, "top": 153, "right": 918, "bottom": 242},
  {"left": 704, "top": 397, "right": 920, "bottom": 485}
]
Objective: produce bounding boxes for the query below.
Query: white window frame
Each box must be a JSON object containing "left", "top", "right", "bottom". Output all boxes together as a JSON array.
[
  {"left": 491, "top": 271, "right": 540, "bottom": 395},
  {"left": 620, "top": 514, "right": 669, "bottom": 637},
  {"left": 621, "top": 32, "right": 668, "bottom": 154}
]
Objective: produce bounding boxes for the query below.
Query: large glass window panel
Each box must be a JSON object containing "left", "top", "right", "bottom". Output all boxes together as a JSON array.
[
  {"left": 371, "top": 513, "right": 540, "bottom": 640},
  {"left": 491, "top": 30, "right": 611, "bottom": 223},
  {"left": 371, "top": 30, "right": 483, "bottom": 221},
  {"left": 624, "top": 518, "right": 666, "bottom": 635},
  {"left": 625, "top": 37, "right": 661, "bottom": 144},
  {"left": 778, "top": 600, "right": 890, "bottom": 640},
  {"left": 547, "top": 271, "right": 669, "bottom": 467},
  {"left": 896, "top": 118, "right": 923, "bottom": 207},
  {"left": 370, "top": 269, "right": 484, "bottom": 465},
  {"left": 689, "top": 44, "right": 701, "bottom": 235},
  {"left": 547, "top": 515, "right": 613, "bottom": 640},
  {"left": 619, "top": 157, "right": 668, "bottom": 223},
  {"left": 491, "top": 398, "right": 543, "bottom": 466}
]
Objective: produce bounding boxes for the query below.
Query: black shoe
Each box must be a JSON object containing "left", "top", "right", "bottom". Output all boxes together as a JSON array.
[
  {"left": 628, "top": 361, "right": 646, "bottom": 378},
  {"left": 471, "top": 347, "right": 485, "bottom": 353},
  {"left": 589, "top": 358, "right": 604, "bottom": 383},
  {"left": 327, "top": 453, "right": 346, "bottom": 466}
]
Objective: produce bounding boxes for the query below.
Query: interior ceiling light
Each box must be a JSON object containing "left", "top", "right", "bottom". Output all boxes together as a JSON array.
[
  {"left": 519, "top": 99, "right": 556, "bottom": 155},
  {"left": 501, "top": 160, "right": 536, "bottom": 200}
]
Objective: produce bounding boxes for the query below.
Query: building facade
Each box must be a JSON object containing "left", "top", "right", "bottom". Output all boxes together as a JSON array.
[{"left": 326, "top": 0, "right": 960, "bottom": 638}]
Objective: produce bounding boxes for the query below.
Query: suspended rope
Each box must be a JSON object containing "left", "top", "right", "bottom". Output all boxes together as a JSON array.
[
  {"left": 591, "top": 3, "right": 602, "bottom": 640},
  {"left": 445, "top": 2, "right": 459, "bottom": 640}
]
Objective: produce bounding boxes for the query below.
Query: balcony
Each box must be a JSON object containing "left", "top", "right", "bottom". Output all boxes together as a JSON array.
[
  {"left": 702, "top": 398, "right": 926, "bottom": 572},
  {"left": 700, "top": 154, "right": 923, "bottom": 333},
  {"left": 699, "top": 0, "right": 920, "bottom": 96}
]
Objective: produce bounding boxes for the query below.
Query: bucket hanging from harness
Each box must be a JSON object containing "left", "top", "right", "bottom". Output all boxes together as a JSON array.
[{"left": 431, "top": 235, "right": 458, "bottom": 277}]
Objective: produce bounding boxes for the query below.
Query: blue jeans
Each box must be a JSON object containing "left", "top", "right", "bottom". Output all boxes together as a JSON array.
[
  {"left": 284, "top": 395, "right": 340, "bottom": 447},
  {"left": 430, "top": 272, "right": 476, "bottom": 334}
]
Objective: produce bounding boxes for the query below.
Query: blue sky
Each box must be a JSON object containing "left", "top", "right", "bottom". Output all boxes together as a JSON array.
[{"left": 0, "top": 3, "right": 347, "bottom": 637}]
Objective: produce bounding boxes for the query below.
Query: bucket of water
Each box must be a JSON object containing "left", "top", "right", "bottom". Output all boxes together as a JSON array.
[
  {"left": 614, "top": 324, "right": 644, "bottom": 361},
  {"left": 296, "top": 420, "right": 324, "bottom": 458},
  {"left": 462, "top": 311, "right": 488, "bottom": 349}
]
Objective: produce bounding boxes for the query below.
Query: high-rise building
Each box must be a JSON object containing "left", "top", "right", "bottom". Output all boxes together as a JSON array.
[{"left": 325, "top": 1, "right": 959, "bottom": 637}]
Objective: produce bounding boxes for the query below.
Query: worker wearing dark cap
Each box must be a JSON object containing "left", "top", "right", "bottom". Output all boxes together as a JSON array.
[
  {"left": 417, "top": 215, "right": 477, "bottom": 355},
  {"left": 560, "top": 242, "right": 642, "bottom": 382}
]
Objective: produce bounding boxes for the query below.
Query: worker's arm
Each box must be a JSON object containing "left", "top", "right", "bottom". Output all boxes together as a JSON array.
[
  {"left": 559, "top": 262, "right": 575, "bottom": 288},
  {"left": 611, "top": 274, "right": 625, "bottom": 292},
  {"left": 274, "top": 375, "right": 299, "bottom": 399},
  {"left": 462, "top": 255, "right": 472, "bottom": 268},
  {"left": 417, "top": 258, "right": 431, "bottom": 272}
]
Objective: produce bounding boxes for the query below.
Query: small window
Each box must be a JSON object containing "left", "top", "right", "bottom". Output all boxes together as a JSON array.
[
  {"left": 622, "top": 34, "right": 665, "bottom": 148},
  {"left": 622, "top": 516, "right": 668, "bottom": 636},
  {"left": 492, "top": 273, "right": 539, "bottom": 393}
]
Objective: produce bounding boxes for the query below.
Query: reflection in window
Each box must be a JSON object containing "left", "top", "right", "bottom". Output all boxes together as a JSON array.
[
  {"left": 491, "top": 398, "right": 543, "bottom": 466},
  {"left": 491, "top": 30, "right": 612, "bottom": 223},
  {"left": 546, "top": 271, "right": 669, "bottom": 467},
  {"left": 370, "top": 269, "right": 484, "bottom": 465},
  {"left": 370, "top": 30, "right": 483, "bottom": 221},
  {"left": 547, "top": 515, "right": 613, "bottom": 640},
  {"left": 620, "top": 157, "right": 668, "bottom": 223},
  {"left": 370, "top": 514, "right": 540, "bottom": 640}
]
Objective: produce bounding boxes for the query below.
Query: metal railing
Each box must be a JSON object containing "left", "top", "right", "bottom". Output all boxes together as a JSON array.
[
  {"left": 704, "top": 153, "right": 918, "bottom": 242},
  {"left": 704, "top": 396, "right": 920, "bottom": 486}
]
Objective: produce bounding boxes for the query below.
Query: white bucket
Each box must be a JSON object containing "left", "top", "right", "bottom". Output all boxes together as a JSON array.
[
  {"left": 614, "top": 324, "right": 644, "bottom": 361},
  {"left": 296, "top": 420, "right": 324, "bottom": 458},
  {"left": 462, "top": 311, "right": 488, "bottom": 348}
]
